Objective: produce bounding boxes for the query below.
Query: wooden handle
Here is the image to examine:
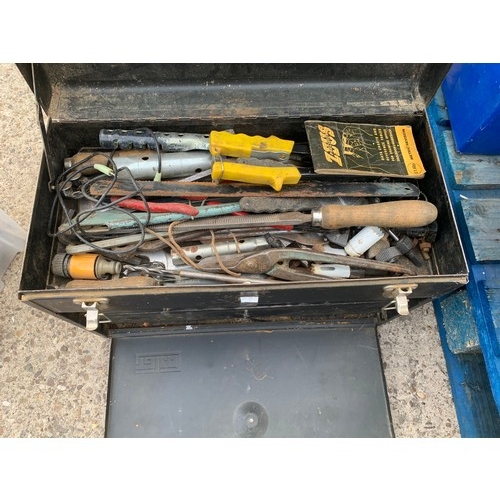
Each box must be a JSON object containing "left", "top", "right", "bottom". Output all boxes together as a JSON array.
[
  {"left": 64, "top": 276, "right": 159, "bottom": 289},
  {"left": 318, "top": 200, "right": 438, "bottom": 229}
]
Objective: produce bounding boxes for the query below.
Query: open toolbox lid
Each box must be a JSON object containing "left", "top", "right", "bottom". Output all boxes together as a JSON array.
[
  {"left": 17, "top": 63, "right": 450, "bottom": 122},
  {"left": 105, "top": 320, "right": 393, "bottom": 437}
]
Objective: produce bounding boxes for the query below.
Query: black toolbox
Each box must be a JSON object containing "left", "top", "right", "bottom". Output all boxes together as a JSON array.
[{"left": 16, "top": 64, "right": 468, "bottom": 437}]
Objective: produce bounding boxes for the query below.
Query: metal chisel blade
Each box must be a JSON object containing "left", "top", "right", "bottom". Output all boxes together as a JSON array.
[
  {"left": 170, "top": 213, "right": 310, "bottom": 233},
  {"left": 89, "top": 179, "right": 421, "bottom": 199},
  {"left": 239, "top": 196, "right": 367, "bottom": 213}
]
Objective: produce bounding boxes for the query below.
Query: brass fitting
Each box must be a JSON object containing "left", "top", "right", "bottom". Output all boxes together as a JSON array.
[{"left": 51, "top": 253, "right": 122, "bottom": 280}]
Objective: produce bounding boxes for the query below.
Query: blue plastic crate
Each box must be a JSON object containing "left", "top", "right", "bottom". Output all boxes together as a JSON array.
[{"left": 442, "top": 63, "right": 500, "bottom": 155}]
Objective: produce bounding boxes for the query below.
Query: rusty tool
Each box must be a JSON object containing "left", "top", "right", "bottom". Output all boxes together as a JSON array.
[
  {"left": 64, "top": 200, "right": 437, "bottom": 254},
  {"left": 89, "top": 179, "right": 421, "bottom": 199},
  {"left": 170, "top": 236, "right": 271, "bottom": 265},
  {"left": 58, "top": 201, "right": 241, "bottom": 234},
  {"left": 238, "top": 196, "right": 365, "bottom": 213},
  {"left": 122, "top": 261, "right": 272, "bottom": 285},
  {"left": 197, "top": 248, "right": 416, "bottom": 280},
  {"left": 170, "top": 200, "right": 438, "bottom": 232}
]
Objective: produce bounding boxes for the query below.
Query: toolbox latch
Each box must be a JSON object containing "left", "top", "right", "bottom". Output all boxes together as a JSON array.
[
  {"left": 381, "top": 285, "right": 418, "bottom": 317},
  {"left": 73, "top": 298, "right": 110, "bottom": 331}
]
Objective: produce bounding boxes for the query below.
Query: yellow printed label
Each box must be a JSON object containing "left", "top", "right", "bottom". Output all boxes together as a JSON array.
[
  {"left": 395, "top": 125, "right": 426, "bottom": 178},
  {"left": 317, "top": 124, "right": 343, "bottom": 167}
]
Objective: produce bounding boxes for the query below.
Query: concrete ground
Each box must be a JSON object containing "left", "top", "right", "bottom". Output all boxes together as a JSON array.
[{"left": 0, "top": 63, "right": 460, "bottom": 438}]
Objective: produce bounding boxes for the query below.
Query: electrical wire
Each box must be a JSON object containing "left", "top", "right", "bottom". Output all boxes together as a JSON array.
[{"left": 48, "top": 150, "right": 153, "bottom": 262}]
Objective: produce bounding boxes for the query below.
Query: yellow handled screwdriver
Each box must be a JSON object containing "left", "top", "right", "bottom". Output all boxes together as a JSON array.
[
  {"left": 99, "top": 128, "right": 300, "bottom": 190},
  {"left": 99, "top": 129, "right": 295, "bottom": 161},
  {"left": 210, "top": 159, "right": 301, "bottom": 191}
]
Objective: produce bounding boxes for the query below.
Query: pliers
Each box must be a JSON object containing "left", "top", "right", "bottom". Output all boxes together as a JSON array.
[{"left": 197, "top": 248, "right": 415, "bottom": 281}]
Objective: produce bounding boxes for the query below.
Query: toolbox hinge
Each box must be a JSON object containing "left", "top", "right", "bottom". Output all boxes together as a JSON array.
[{"left": 381, "top": 284, "right": 418, "bottom": 318}]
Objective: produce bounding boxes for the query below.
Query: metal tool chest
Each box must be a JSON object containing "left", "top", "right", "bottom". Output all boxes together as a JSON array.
[{"left": 15, "top": 64, "right": 468, "bottom": 437}]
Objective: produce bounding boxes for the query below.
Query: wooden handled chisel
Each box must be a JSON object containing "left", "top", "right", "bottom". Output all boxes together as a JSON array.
[
  {"left": 171, "top": 200, "right": 438, "bottom": 232},
  {"left": 65, "top": 200, "right": 437, "bottom": 255}
]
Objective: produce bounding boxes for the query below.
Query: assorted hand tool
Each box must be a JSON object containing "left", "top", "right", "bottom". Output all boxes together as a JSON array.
[
  {"left": 196, "top": 248, "right": 417, "bottom": 279},
  {"left": 93, "top": 129, "right": 301, "bottom": 191},
  {"left": 98, "top": 129, "right": 295, "bottom": 161},
  {"left": 88, "top": 179, "right": 422, "bottom": 199},
  {"left": 48, "top": 126, "right": 440, "bottom": 287}
]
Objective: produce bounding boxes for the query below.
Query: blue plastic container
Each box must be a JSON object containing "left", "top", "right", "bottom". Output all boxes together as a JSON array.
[{"left": 442, "top": 63, "right": 500, "bottom": 154}]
